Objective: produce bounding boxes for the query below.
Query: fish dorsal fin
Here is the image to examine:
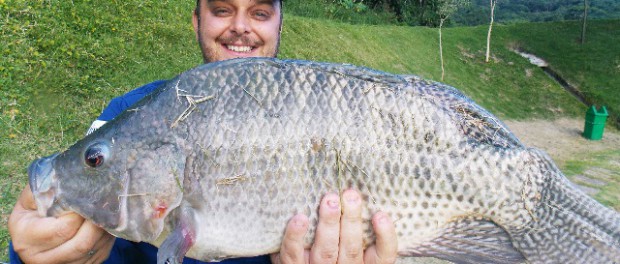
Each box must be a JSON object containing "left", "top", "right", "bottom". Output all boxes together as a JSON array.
[
  {"left": 403, "top": 75, "right": 523, "bottom": 149},
  {"left": 406, "top": 218, "right": 526, "bottom": 264}
]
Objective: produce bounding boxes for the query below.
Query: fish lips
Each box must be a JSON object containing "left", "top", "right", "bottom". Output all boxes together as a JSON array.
[{"left": 28, "top": 153, "right": 63, "bottom": 217}]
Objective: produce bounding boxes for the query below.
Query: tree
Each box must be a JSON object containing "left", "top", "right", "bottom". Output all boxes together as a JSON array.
[
  {"left": 581, "top": 0, "right": 589, "bottom": 44},
  {"left": 367, "top": 0, "right": 456, "bottom": 27},
  {"left": 436, "top": 0, "right": 470, "bottom": 81},
  {"left": 485, "top": 0, "right": 498, "bottom": 63}
]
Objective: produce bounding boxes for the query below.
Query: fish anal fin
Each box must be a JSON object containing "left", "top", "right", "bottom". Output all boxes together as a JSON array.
[{"left": 406, "top": 218, "right": 525, "bottom": 264}]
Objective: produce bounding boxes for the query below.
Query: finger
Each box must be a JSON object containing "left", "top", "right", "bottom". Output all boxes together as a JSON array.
[
  {"left": 364, "top": 212, "right": 398, "bottom": 264},
  {"left": 12, "top": 185, "right": 84, "bottom": 244},
  {"left": 38, "top": 213, "right": 86, "bottom": 249},
  {"left": 9, "top": 198, "right": 85, "bottom": 252},
  {"left": 8, "top": 188, "right": 51, "bottom": 262},
  {"left": 276, "top": 214, "right": 310, "bottom": 264},
  {"left": 39, "top": 220, "right": 108, "bottom": 263},
  {"left": 84, "top": 232, "right": 116, "bottom": 264},
  {"left": 337, "top": 189, "right": 364, "bottom": 264},
  {"left": 310, "top": 193, "right": 341, "bottom": 264},
  {"left": 65, "top": 232, "right": 114, "bottom": 264}
]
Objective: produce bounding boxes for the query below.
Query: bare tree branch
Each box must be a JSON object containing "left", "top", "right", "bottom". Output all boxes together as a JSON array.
[
  {"left": 485, "top": 0, "right": 497, "bottom": 63},
  {"left": 436, "top": 0, "right": 470, "bottom": 81},
  {"left": 581, "top": 0, "right": 589, "bottom": 44}
]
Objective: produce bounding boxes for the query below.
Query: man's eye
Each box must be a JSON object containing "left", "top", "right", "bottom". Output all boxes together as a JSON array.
[
  {"left": 252, "top": 10, "right": 271, "bottom": 20},
  {"left": 212, "top": 8, "right": 231, "bottom": 16}
]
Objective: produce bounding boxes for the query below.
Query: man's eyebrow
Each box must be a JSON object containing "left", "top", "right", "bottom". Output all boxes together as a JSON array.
[
  {"left": 256, "top": 0, "right": 276, "bottom": 5},
  {"left": 206, "top": 0, "right": 276, "bottom": 5}
]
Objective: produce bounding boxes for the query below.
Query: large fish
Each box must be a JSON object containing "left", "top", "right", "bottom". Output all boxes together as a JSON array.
[{"left": 29, "top": 58, "right": 620, "bottom": 264}]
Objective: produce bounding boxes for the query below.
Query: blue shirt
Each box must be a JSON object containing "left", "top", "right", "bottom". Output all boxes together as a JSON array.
[{"left": 9, "top": 80, "right": 272, "bottom": 264}]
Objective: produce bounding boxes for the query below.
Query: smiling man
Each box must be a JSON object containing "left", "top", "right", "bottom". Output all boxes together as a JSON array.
[
  {"left": 194, "top": 0, "right": 282, "bottom": 62},
  {"left": 8, "top": 1, "right": 398, "bottom": 263}
]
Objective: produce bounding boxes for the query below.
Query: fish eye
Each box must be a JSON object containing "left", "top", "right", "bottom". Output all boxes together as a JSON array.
[{"left": 84, "top": 143, "right": 109, "bottom": 168}]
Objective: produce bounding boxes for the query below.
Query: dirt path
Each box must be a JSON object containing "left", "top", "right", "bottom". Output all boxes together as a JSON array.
[
  {"left": 397, "top": 118, "right": 620, "bottom": 264},
  {"left": 504, "top": 118, "right": 620, "bottom": 166}
]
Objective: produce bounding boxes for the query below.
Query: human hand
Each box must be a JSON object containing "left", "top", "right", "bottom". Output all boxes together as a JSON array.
[
  {"left": 271, "top": 189, "right": 398, "bottom": 264},
  {"left": 8, "top": 185, "right": 115, "bottom": 264}
]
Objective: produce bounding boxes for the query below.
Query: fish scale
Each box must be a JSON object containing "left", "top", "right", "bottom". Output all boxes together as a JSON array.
[{"left": 28, "top": 58, "right": 620, "bottom": 264}]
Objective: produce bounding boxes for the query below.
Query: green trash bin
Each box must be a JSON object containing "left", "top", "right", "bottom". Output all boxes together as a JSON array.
[{"left": 583, "top": 105, "right": 608, "bottom": 140}]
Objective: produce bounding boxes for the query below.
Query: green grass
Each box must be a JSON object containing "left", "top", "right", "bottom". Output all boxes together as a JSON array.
[
  {"left": 1, "top": 0, "right": 619, "bottom": 261},
  {"left": 564, "top": 150, "right": 620, "bottom": 211},
  {"left": 0, "top": 0, "right": 200, "bottom": 259},
  {"left": 494, "top": 20, "right": 620, "bottom": 127},
  {"left": 279, "top": 18, "right": 587, "bottom": 119},
  {"left": 283, "top": 0, "right": 399, "bottom": 25}
]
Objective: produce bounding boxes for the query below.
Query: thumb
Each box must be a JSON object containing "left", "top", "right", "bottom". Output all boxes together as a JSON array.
[{"left": 17, "top": 185, "right": 38, "bottom": 211}]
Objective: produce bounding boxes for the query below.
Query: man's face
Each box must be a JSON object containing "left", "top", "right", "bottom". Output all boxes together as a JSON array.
[{"left": 193, "top": 0, "right": 282, "bottom": 63}]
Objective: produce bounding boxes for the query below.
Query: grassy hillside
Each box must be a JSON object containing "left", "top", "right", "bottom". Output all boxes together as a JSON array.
[
  {"left": 1, "top": 0, "right": 618, "bottom": 260},
  {"left": 496, "top": 19, "right": 620, "bottom": 127},
  {"left": 279, "top": 17, "right": 591, "bottom": 118}
]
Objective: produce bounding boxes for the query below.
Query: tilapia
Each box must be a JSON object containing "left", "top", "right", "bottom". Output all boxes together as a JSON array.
[{"left": 29, "top": 58, "right": 620, "bottom": 264}]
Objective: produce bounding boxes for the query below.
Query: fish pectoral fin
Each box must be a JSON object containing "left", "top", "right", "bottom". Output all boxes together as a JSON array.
[
  {"left": 408, "top": 218, "right": 525, "bottom": 264},
  {"left": 156, "top": 205, "right": 196, "bottom": 264}
]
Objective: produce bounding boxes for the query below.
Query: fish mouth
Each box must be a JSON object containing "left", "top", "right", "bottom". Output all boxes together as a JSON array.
[
  {"left": 27, "top": 153, "right": 132, "bottom": 236},
  {"left": 28, "top": 153, "right": 63, "bottom": 217}
]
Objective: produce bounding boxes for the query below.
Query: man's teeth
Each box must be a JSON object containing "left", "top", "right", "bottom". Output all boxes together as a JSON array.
[{"left": 227, "top": 45, "right": 252, "bottom": 53}]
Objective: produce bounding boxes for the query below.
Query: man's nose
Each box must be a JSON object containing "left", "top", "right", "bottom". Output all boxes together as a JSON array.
[{"left": 230, "top": 14, "right": 250, "bottom": 34}]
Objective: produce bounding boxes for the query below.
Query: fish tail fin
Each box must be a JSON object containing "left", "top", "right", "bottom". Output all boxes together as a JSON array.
[{"left": 510, "top": 149, "right": 620, "bottom": 263}]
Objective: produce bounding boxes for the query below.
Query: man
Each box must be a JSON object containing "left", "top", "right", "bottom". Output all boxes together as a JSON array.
[{"left": 8, "top": 0, "right": 399, "bottom": 263}]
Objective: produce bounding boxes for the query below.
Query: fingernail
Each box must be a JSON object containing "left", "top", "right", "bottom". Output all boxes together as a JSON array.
[
  {"left": 291, "top": 214, "right": 308, "bottom": 227},
  {"left": 344, "top": 189, "right": 360, "bottom": 204},
  {"left": 375, "top": 212, "right": 390, "bottom": 224},
  {"left": 293, "top": 215, "right": 307, "bottom": 227},
  {"left": 378, "top": 215, "right": 388, "bottom": 224},
  {"left": 327, "top": 198, "right": 339, "bottom": 209}
]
